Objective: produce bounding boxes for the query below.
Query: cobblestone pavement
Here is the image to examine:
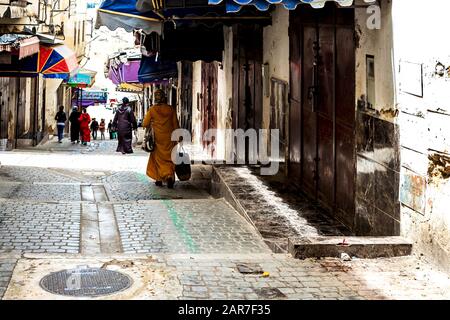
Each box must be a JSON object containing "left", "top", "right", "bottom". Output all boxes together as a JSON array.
[
  {"left": 115, "top": 199, "right": 270, "bottom": 254},
  {"left": 0, "top": 201, "right": 80, "bottom": 253},
  {"left": 1, "top": 143, "right": 450, "bottom": 300}
]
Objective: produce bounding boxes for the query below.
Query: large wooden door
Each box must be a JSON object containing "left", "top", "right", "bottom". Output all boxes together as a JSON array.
[
  {"left": 289, "top": 5, "right": 356, "bottom": 224},
  {"left": 201, "top": 61, "right": 218, "bottom": 156},
  {"left": 232, "top": 25, "right": 263, "bottom": 163},
  {"left": 232, "top": 25, "right": 263, "bottom": 132}
]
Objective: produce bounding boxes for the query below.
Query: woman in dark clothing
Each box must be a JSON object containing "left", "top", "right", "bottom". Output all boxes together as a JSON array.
[
  {"left": 112, "top": 97, "right": 137, "bottom": 154},
  {"left": 55, "top": 106, "right": 67, "bottom": 143},
  {"left": 68, "top": 106, "right": 81, "bottom": 144}
]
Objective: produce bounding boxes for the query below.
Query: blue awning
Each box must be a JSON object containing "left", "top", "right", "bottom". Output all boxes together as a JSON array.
[
  {"left": 138, "top": 55, "right": 177, "bottom": 83},
  {"left": 96, "top": 0, "right": 163, "bottom": 34},
  {"left": 208, "top": 0, "right": 355, "bottom": 12}
]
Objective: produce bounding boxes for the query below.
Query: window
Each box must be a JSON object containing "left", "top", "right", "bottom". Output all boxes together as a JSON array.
[
  {"left": 269, "top": 78, "right": 289, "bottom": 162},
  {"left": 366, "top": 55, "right": 375, "bottom": 109},
  {"left": 73, "top": 22, "right": 77, "bottom": 47},
  {"left": 82, "top": 21, "right": 85, "bottom": 43}
]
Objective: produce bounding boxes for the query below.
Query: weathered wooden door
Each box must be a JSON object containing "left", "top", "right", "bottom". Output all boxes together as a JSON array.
[
  {"left": 232, "top": 25, "right": 263, "bottom": 132},
  {"left": 180, "top": 61, "right": 193, "bottom": 137},
  {"left": 232, "top": 25, "right": 263, "bottom": 163},
  {"left": 289, "top": 5, "right": 356, "bottom": 225},
  {"left": 201, "top": 61, "right": 218, "bottom": 156}
]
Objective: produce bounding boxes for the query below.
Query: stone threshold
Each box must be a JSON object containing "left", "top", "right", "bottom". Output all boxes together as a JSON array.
[{"left": 211, "top": 165, "right": 412, "bottom": 259}]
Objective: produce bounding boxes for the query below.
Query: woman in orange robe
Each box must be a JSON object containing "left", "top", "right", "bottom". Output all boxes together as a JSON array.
[
  {"left": 78, "top": 108, "right": 91, "bottom": 145},
  {"left": 143, "top": 89, "right": 179, "bottom": 188}
]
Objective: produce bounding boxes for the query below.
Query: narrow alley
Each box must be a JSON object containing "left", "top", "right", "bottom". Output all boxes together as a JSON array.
[{"left": 1, "top": 0, "right": 450, "bottom": 305}]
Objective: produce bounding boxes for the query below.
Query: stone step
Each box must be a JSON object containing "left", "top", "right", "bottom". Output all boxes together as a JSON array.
[{"left": 288, "top": 236, "right": 413, "bottom": 259}]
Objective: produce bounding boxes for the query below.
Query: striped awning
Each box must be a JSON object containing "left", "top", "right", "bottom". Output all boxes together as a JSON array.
[
  {"left": 96, "top": 0, "right": 163, "bottom": 34},
  {"left": 0, "top": 34, "right": 40, "bottom": 59},
  {"left": 208, "top": 0, "right": 355, "bottom": 12}
]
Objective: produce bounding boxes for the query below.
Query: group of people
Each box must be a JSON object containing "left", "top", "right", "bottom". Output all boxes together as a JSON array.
[
  {"left": 55, "top": 90, "right": 181, "bottom": 189},
  {"left": 65, "top": 108, "right": 117, "bottom": 145}
]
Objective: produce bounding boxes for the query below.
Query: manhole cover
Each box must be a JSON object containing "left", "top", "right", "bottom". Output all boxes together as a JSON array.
[
  {"left": 40, "top": 267, "right": 133, "bottom": 297},
  {"left": 254, "top": 288, "right": 287, "bottom": 299}
]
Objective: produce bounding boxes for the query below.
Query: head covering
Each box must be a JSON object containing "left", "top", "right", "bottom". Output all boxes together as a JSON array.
[
  {"left": 154, "top": 89, "right": 167, "bottom": 104},
  {"left": 72, "top": 106, "right": 78, "bottom": 111},
  {"left": 122, "top": 97, "right": 130, "bottom": 105}
]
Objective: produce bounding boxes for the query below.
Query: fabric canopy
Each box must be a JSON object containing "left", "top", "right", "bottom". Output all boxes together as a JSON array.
[
  {"left": 0, "top": 44, "right": 78, "bottom": 78},
  {"left": 96, "top": 0, "right": 163, "bottom": 34},
  {"left": 66, "top": 68, "right": 97, "bottom": 88},
  {"left": 208, "top": 0, "right": 355, "bottom": 12},
  {"left": 73, "top": 90, "right": 108, "bottom": 107},
  {"left": 138, "top": 55, "right": 177, "bottom": 83},
  {"left": 106, "top": 51, "right": 141, "bottom": 85},
  {"left": 0, "top": 34, "right": 40, "bottom": 60},
  {"left": 117, "top": 83, "right": 144, "bottom": 92},
  {"left": 38, "top": 45, "right": 78, "bottom": 79}
]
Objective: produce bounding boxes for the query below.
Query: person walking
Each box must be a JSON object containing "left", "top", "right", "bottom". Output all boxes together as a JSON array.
[
  {"left": 78, "top": 108, "right": 91, "bottom": 146},
  {"left": 112, "top": 97, "right": 138, "bottom": 154},
  {"left": 143, "top": 89, "right": 180, "bottom": 188},
  {"left": 107, "top": 120, "right": 114, "bottom": 140},
  {"left": 69, "top": 106, "right": 81, "bottom": 144},
  {"left": 90, "top": 118, "right": 99, "bottom": 140},
  {"left": 99, "top": 119, "right": 106, "bottom": 140},
  {"left": 54, "top": 106, "right": 67, "bottom": 143}
]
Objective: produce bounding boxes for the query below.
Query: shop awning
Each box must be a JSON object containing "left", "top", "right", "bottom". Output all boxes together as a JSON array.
[
  {"left": 73, "top": 90, "right": 108, "bottom": 107},
  {"left": 0, "top": 44, "right": 78, "bottom": 78},
  {"left": 116, "top": 82, "right": 143, "bottom": 92},
  {"left": 106, "top": 51, "right": 141, "bottom": 85},
  {"left": 66, "top": 68, "right": 97, "bottom": 88},
  {"left": 38, "top": 45, "right": 78, "bottom": 79},
  {"left": 138, "top": 55, "right": 177, "bottom": 83},
  {"left": 0, "top": 34, "right": 40, "bottom": 59},
  {"left": 96, "top": 0, "right": 163, "bottom": 34},
  {"left": 208, "top": 0, "right": 354, "bottom": 12}
]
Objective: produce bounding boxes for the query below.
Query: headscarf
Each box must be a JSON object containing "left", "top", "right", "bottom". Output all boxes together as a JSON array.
[{"left": 154, "top": 89, "right": 167, "bottom": 104}]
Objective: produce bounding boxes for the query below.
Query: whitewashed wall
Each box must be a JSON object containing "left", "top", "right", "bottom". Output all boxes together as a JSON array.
[{"left": 391, "top": 0, "right": 450, "bottom": 272}]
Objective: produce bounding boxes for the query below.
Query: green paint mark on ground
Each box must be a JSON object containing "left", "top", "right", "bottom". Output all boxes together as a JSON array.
[{"left": 137, "top": 173, "right": 199, "bottom": 253}]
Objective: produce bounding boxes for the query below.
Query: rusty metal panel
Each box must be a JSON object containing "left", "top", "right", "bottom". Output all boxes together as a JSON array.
[{"left": 400, "top": 166, "right": 427, "bottom": 215}]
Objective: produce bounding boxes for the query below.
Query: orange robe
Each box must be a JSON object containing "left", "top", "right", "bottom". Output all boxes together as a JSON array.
[{"left": 143, "top": 103, "right": 179, "bottom": 182}]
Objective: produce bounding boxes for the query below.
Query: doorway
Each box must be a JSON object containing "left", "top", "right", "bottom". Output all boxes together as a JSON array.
[
  {"left": 201, "top": 61, "right": 218, "bottom": 157},
  {"left": 289, "top": 4, "right": 356, "bottom": 226}
]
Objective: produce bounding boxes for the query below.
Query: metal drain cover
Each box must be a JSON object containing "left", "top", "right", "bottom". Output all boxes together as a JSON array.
[{"left": 40, "top": 267, "right": 133, "bottom": 297}]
